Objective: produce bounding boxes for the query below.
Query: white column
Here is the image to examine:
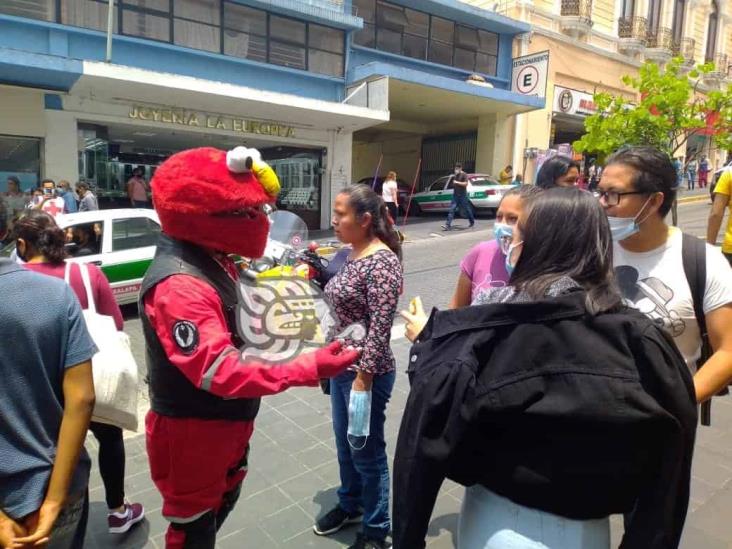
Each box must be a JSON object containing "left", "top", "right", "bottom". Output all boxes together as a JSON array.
[
  {"left": 44, "top": 111, "right": 78, "bottom": 185},
  {"left": 323, "top": 130, "right": 353, "bottom": 230},
  {"left": 476, "top": 113, "right": 513, "bottom": 177}
]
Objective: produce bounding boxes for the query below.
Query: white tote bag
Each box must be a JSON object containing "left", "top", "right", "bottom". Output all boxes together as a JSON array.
[{"left": 65, "top": 262, "right": 139, "bottom": 431}]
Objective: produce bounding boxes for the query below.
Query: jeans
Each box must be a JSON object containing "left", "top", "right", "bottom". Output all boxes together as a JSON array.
[
  {"left": 458, "top": 486, "right": 609, "bottom": 549},
  {"left": 47, "top": 491, "right": 89, "bottom": 549},
  {"left": 385, "top": 202, "right": 399, "bottom": 224},
  {"left": 445, "top": 194, "right": 475, "bottom": 227},
  {"left": 89, "top": 421, "right": 126, "bottom": 509},
  {"left": 687, "top": 171, "right": 696, "bottom": 190},
  {"left": 330, "top": 370, "right": 396, "bottom": 541}
]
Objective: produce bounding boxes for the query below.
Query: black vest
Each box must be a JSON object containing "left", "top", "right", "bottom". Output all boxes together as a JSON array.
[{"left": 139, "top": 234, "right": 261, "bottom": 421}]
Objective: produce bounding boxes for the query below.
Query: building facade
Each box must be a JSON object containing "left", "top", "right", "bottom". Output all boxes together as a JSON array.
[
  {"left": 0, "top": 0, "right": 543, "bottom": 229},
  {"left": 464, "top": 0, "right": 732, "bottom": 181}
]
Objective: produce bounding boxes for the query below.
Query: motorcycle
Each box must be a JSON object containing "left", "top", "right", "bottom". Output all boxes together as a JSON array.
[{"left": 236, "top": 210, "right": 363, "bottom": 394}]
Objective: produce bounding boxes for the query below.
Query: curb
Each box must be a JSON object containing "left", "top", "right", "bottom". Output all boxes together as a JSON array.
[{"left": 678, "top": 195, "right": 711, "bottom": 204}]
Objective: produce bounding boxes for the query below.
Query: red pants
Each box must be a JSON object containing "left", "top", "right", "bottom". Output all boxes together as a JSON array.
[{"left": 146, "top": 411, "right": 254, "bottom": 549}]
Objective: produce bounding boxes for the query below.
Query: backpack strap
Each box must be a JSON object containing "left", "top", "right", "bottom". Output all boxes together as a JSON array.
[{"left": 681, "top": 232, "right": 712, "bottom": 425}]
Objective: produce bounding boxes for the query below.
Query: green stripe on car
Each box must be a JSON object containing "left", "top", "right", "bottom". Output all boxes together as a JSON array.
[{"left": 101, "top": 259, "right": 153, "bottom": 284}]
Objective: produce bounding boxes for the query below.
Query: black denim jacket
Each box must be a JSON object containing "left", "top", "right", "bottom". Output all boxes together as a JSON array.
[{"left": 393, "top": 290, "right": 697, "bottom": 549}]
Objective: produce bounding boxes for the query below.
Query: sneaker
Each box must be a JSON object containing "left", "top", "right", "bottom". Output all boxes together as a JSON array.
[
  {"left": 469, "top": 222, "right": 475, "bottom": 228},
  {"left": 441, "top": 225, "right": 452, "bottom": 231},
  {"left": 313, "top": 506, "right": 363, "bottom": 536},
  {"left": 108, "top": 502, "right": 145, "bottom": 534},
  {"left": 348, "top": 532, "right": 391, "bottom": 549}
]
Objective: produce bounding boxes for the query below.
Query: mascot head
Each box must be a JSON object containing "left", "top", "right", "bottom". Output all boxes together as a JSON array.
[{"left": 151, "top": 146, "right": 280, "bottom": 258}]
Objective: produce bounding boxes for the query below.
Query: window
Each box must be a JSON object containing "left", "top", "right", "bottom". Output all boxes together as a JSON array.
[
  {"left": 352, "top": 1, "right": 498, "bottom": 76},
  {"left": 67, "top": 223, "right": 102, "bottom": 257},
  {"left": 706, "top": 0, "right": 719, "bottom": 61},
  {"left": 0, "top": 135, "right": 41, "bottom": 196},
  {"left": 308, "top": 24, "right": 344, "bottom": 77},
  {"left": 121, "top": 0, "right": 170, "bottom": 42},
  {"left": 223, "top": 3, "right": 267, "bottom": 62},
  {"left": 174, "top": 0, "right": 220, "bottom": 53},
  {"left": 620, "top": 0, "right": 635, "bottom": 19},
  {"left": 429, "top": 178, "right": 448, "bottom": 192},
  {"left": 16, "top": 0, "right": 345, "bottom": 76},
  {"left": 671, "top": 0, "right": 685, "bottom": 43},
  {"left": 61, "top": 0, "right": 116, "bottom": 32},
  {"left": 0, "top": 0, "right": 54, "bottom": 21},
  {"left": 647, "top": 0, "right": 662, "bottom": 33},
  {"left": 269, "top": 16, "right": 307, "bottom": 70},
  {"left": 112, "top": 217, "right": 160, "bottom": 252}
]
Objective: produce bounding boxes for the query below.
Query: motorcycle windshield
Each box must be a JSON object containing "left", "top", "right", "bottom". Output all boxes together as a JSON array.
[{"left": 268, "top": 210, "right": 309, "bottom": 250}]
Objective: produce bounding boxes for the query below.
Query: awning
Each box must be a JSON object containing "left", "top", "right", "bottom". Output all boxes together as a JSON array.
[{"left": 70, "top": 61, "right": 389, "bottom": 133}]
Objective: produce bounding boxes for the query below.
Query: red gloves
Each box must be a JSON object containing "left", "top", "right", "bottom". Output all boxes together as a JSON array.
[{"left": 314, "top": 341, "right": 360, "bottom": 378}]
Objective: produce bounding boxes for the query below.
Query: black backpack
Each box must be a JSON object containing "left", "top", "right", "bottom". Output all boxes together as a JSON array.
[{"left": 681, "top": 233, "right": 718, "bottom": 426}]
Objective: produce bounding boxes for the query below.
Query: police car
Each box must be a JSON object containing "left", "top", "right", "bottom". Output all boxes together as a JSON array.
[{"left": 410, "top": 173, "right": 515, "bottom": 215}]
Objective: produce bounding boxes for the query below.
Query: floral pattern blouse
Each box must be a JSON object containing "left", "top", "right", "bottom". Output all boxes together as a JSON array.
[{"left": 325, "top": 249, "right": 403, "bottom": 375}]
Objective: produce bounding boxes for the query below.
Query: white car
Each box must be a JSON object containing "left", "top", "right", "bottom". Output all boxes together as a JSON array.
[
  {"left": 410, "top": 173, "right": 515, "bottom": 215},
  {"left": 57, "top": 209, "right": 161, "bottom": 305}
]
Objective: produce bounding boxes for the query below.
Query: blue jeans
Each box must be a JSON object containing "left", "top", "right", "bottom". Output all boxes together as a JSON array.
[
  {"left": 445, "top": 194, "right": 475, "bottom": 227},
  {"left": 330, "top": 370, "right": 396, "bottom": 541}
]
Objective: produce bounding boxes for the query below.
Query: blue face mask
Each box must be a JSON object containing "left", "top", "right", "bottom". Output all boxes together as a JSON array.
[
  {"left": 505, "top": 241, "right": 523, "bottom": 276},
  {"left": 493, "top": 223, "right": 513, "bottom": 255},
  {"left": 607, "top": 216, "right": 639, "bottom": 241},
  {"left": 347, "top": 389, "right": 372, "bottom": 450},
  {"left": 607, "top": 196, "right": 653, "bottom": 242}
]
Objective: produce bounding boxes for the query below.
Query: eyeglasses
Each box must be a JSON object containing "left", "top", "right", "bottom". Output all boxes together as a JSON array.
[{"left": 593, "top": 190, "right": 648, "bottom": 206}]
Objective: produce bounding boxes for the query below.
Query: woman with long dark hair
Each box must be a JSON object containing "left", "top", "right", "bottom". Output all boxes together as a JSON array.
[
  {"left": 396, "top": 188, "right": 696, "bottom": 549},
  {"left": 11, "top": 211, "right": 145, "bottom": 534},
  {"left": 535, "top": 155, "right": 580, "bottom": 189},
  {"left": 313, "top": 185, "right": 403, "bottom": 549}
]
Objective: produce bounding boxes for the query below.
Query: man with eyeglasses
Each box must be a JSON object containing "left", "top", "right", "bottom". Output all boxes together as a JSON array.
[{"left": 596, "top": 146, "right": 732, "bottom": 405}]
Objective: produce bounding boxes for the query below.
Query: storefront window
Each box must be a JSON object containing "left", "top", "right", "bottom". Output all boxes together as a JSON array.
[
  {"left": 266, "top": 148, "right": 323, "bottom": 230},
  {"left": 353, "top": 0, "right": 499, "bottom": 76},
  {"left": 0, "top": 135, "right": 41, "bottom": 192}
]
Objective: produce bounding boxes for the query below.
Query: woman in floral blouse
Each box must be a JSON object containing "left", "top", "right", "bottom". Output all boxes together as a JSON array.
[{"left": 313, "top": 185, "right": 403, "bottom": 549}]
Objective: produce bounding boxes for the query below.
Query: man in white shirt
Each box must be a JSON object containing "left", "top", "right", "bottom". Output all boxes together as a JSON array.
[
  {"left": 382, "top": 171, "right": 399, "bottom": 222},
  {"left": 597, "top": 146, "right": 732, "bottom": 403},
  {"left": 39, "top": 179, "right": 67, "bottom": 218}
]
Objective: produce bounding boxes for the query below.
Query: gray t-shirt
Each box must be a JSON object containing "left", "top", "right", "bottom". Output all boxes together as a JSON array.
[
  {"left": 0, "top": 259, "right": 97, "bottom": 519},
  {"left": 79, "top": 192, "right": 98, "bottom": 211}
]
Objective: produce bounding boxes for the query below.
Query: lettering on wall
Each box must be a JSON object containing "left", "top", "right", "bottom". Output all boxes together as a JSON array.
[{"left": 128, "top": 106, "right": 295, "bottom": 138}]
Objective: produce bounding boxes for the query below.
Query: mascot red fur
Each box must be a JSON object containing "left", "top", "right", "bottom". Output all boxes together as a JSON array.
[{"left": 140, "top": 147, "right": 358, "bottom": 548}]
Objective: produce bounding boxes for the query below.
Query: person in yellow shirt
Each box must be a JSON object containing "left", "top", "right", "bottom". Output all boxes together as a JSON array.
[
  {"left": 498, "top": 165, "right": 513, "bottom": 185},
  {"left": 708, "top": 168, "right": 732, "bottom": 266}
]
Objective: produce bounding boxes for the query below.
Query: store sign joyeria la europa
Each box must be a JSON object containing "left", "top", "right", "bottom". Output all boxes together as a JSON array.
[{"left": 129, "top": 105, "right": 295, "bottom": 138}]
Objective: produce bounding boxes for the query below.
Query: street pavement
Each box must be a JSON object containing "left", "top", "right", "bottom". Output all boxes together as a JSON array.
[{"left": 85, "top": 195, "right": 731, "bottom": 548}]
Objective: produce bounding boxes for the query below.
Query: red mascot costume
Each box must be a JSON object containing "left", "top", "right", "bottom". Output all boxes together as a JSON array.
[{"left": 140, "top": 147, "right": 358, "bottom": 548}]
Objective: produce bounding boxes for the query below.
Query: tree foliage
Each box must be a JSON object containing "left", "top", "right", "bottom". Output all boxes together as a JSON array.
[{"left": 573, "top": 57, "right": 732, "bottom": 163}]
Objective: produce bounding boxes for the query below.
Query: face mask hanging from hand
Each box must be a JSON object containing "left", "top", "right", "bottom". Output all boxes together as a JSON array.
[
  {"left": 493, "top": 223, "right": 513, "bottom": 255},
  {"left": 347, "top": 389, "right": 372, "bottom": 450},
  {"left": 607, "top": 196, "right": 654, "bottom": 242}
]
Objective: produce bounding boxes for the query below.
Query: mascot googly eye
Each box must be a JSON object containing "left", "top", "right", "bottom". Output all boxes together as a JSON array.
[{"left": 227, "top": 146, "right": 280, "bottom": 197}]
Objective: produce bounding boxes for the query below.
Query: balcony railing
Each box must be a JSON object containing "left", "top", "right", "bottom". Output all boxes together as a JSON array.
[
  {"left": 618, "top": 16, "right": 647, "bottom": 42},
  {"left": 671, "top": 37, "right": 695, "bottom": 63},
  {"left": 646, "top": 27, "right": 673, "bottom": 50},
  {"left": 561, "top": 0, "right": 593, "bottom": 20}
]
